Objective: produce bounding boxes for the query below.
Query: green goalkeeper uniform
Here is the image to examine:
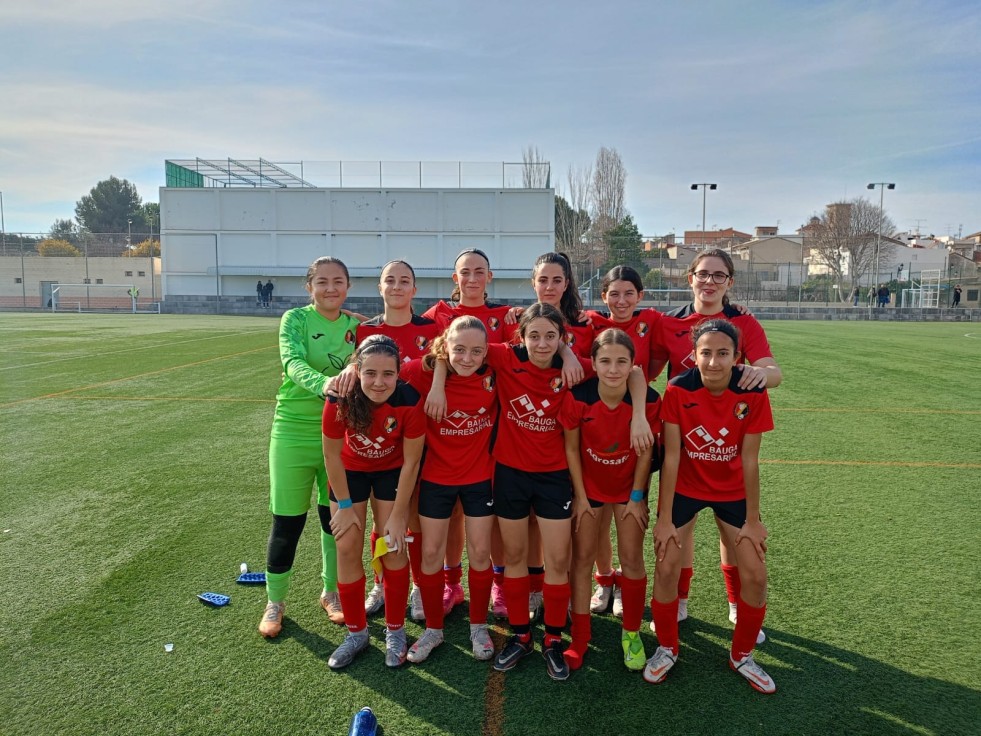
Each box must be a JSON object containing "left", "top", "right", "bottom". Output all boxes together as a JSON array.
[{"left": 269, "top": 305, "right": 358, "bottom": 515}]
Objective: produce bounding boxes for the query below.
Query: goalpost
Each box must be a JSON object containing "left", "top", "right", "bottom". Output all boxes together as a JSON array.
[
  {"left": 49, "top": 284, "right": 161, "bottom": 314},
  {"left": 900, "top": 269, "right": 941, "bottom": 308}
]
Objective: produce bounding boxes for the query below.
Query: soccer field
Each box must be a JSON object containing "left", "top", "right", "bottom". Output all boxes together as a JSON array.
[{"left": 1, "top": 313, "right": 979, "bottom": 736}]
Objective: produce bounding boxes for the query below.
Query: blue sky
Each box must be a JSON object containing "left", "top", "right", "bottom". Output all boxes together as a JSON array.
[{"left": 1, "top": 0, "right": 979, "bottom": 238}]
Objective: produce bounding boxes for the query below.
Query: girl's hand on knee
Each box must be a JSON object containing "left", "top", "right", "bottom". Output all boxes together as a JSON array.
[
  {"left": 652, "top": 519, "right": 680, "bottom": 561},
  {"left": 572, "top": 496, "right": 595, "bottom": 533},
  {"left": 621, "top": 500, "right": 649, "bottom": 531},
  {"left": 383, "top": 512, "right": 409, "bottom": 555},
  {"left": 330, "top": 507, "right": 362, "bottom": 540},
  {"left": 735, "top": 519, "right": 768, "bottom": 562}
]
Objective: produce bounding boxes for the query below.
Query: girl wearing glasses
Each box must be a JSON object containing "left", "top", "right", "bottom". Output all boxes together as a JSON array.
[{"left": 650, "top": 249, "right": 781, "bottom": 638}]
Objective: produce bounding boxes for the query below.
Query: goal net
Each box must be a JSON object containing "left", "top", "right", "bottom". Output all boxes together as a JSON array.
[{"left": 49, "top": 284, "right": 160, "bottom": 313}]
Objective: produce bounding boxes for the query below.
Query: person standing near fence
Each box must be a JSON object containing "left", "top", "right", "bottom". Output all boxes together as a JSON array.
[
  {"left": 951, "top": 284, "right": 962, "bottom": 307},
  {"left": 263, "top": 280, "right": 275, "bottom": 308},
  {"left": 257, "top": 280, "right": 264, "bottom": 307},
  {"left": 851, "top": 286, "right": 860, "bottom": 307}
]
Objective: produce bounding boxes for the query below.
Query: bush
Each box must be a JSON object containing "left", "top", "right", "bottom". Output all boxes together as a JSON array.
[
  {"left": 38, "top": 239, "right": 82, "bottom": 257},
  {"left": 124, "top": 239, "right": 160, "bottom": 257}
]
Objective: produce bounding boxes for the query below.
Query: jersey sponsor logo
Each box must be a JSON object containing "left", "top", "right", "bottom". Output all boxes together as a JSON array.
[
  {"left": 734, "top": 402, "right": 749, "bottom": 420},
  {"left": 586, "top": 442, "right": 630, "bottom": 466},
  {"left": 487, "top": 316, "right": 500, "bottom": 332},
  {"left": 548, "top": 376, "right": 564, "bottom": 393},
  {"left": 311, "top": 333, "right": 325, "bottom": 340},
  {"left": 682, "top": 402, "right": 698, "bottom": 409},
  {"left": 482, "top": 374, "right": 495, "bottom": 392},
  {"left": 441, "top": 407, "right": 494, "bottom": 436},
  {"left": 344, "top": 330, "right": 356, "bottom": 345},
  {"left": 506, "top": 394, "right": 555, "bottom": 432},
  {"left": 350, "top": 433, "right": 395, "bottom": 459},
  {"left": 509, "top": 394, "right": 550, "bottom": 419},
  {"left": 675, "top": 329, "right": 689, "bottom": 338},
  {"left": 384, "top": 416, "right": 398, "bottom": 433},
  {"left": 511, "top": 367, "right": 528, "bottom": 374},
  {"left": 636, "top": 322, "right": 649, "bottom": 337},
  {"left": 681, "top": 351, "right": 695, "bottom": 370},
  {"left": 324, "top": 353, "right": 347, "bottom": 371},
  {"left": 684, "top": 425, "right": 737, "bottom": 462}
]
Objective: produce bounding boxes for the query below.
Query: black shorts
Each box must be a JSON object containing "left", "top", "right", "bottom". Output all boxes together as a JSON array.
[
  {"left": 493, "top": 463, "right": 572, "bottom": 521},
  {"left": 329, "top": 467, "right": 400, "bottom": 505},
  {"left": 419, "top": 479, "right": 494, "bottom": 519},
  {"left": 670, "top": 493, "right": 746, "bottom": 530},
  {"left": 586, "top": 488, "right": 650, "bottom": 508}
]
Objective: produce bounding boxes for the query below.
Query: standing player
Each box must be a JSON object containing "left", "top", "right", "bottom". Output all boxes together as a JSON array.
[
  {"left": 258, "top": 257, "right": 359, "bottom": 639},
  {"left": 422, "top": 248, "right": 516, "bottom": 618},
  {"left": 338, "top": 260, "right": 442, "bottom": 621},
  {"left": 400, "top": 316, "right": 498, "bottom": 663},
  {"left": 650, "top": 249, "right": 780, "bottom": 632},
  {"left": 645, "top": 320, "right": 775, "bottom": 693},
  {"left": 560, "top": 329, "right": 660, "bottom": 671},
  {"left": 323, "top": 335, "right": 426, "bottom": 669},
  {"left": 583, "top": 265, "right": 662, "bottom": 616}
]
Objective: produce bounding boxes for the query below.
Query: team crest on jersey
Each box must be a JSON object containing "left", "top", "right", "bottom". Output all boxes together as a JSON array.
[
  {"left": 636, "top": 322, "right": 649, "bottom": 337},
  {"left": 384, "top": 416, "right": 398, "bottom": 433},
  {"left": 487, "top": 316, "right": 500, "bottom": 332},
  {"left": 344, "top": 330, "right": 355, "bottom": 345},
  {"left": 482, "top": 374, "right": 495, "bottom": 392},
  {"left": 734, "top": 402, "right": 749, "bottom": 420},
  {"left": 415, "top": 335, "right": 429, "bottom": 351},
  {"left": 564, "top": 333, "right": 576, "bottom": 346},
  {"left": 548, "top": 376, "right": 564, "bottom": 393}
]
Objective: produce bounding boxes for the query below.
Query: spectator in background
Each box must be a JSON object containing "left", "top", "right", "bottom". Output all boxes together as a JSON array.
[
  {"left": 867, "top": 286, "right": 876, "bottom": 307},
  {"left": 850, "top": 286, "right": 860, "bottom": 307},
  {"left": 877, "top": 285, "right": 889, "bottom": 309},
  {"left": 951, "top": 284, "right": 962, "bottom": 308},
  {"left": 257, "top": 280, "right": 264, "bottom": 307},
  {"left": 263, "top": 280, "right": 275, "bottom": 308}
]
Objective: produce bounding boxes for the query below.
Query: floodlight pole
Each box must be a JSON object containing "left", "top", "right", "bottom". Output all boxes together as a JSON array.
[
  {"left": 866, "top": 182, "right": 895, "bottom": 290},
  {"left": 691, "top": 183, "right": 717, "bottom": 248}
]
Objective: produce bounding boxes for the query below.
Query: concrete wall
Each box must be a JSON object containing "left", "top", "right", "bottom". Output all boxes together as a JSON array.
[
  {"left": 159, "top": 187, "right": 554, "bottom": 311},
  {"left": 0, "top": 256, "right": 161, "bottom": 308}
]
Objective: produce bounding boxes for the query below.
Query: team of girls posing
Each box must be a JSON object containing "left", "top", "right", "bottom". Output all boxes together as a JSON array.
[{"left": 258, "top": 248, "right": 778, "bottom": 692}]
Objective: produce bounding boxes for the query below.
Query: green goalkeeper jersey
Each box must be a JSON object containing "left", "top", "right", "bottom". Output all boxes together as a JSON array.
[{"left": 273, "top": 305, "right": 359, "bottom": 432}]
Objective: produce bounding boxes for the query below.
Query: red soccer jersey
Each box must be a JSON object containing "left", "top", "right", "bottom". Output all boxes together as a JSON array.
[
  {"left": 400, "top": 358, "right": 498, "bottom": 485},
  {"left": 322, "top": 382, "right": 427, "bottom": 472},
  {"left": 484, "top": 342, "right": 571, "bottom": 472},
  {"left": 559, "top": 378, "right": 662, "bottom": 504},
  {"left": 651, "top": 304, "right": 773, "bottom": 379},
  {"left": 587, "top": 308, "right": 661, "bottom": 380},
  {"left": 660, "top": 369, "right": 773, "bottom": 502},
  {"left": 356, "top": 314, "right": 442, "bottom": 364},
  {"left": 422, "top": 300, "right": 519, "bottom": 344},
  {"left": 563, "top": 318, "right": 595, "bottom": 362}
]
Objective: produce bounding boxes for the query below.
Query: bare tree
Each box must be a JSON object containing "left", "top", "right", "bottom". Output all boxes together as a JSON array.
[
  {"left": 808, "top": 198, "right": 896, "bottom": 302},
  {"left": 521, "top": 145, "right": 550, "bottom": 188},
  {"left": 590, "top": 146, "right": 627, "bottom": 232},
  {"left": 555, "top": 164, "right": 593, "bottom": 272}
]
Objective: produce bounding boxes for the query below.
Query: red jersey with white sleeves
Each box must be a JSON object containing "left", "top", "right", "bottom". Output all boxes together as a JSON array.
[
  {"left": 651, "top": 303, "right": 773, "bottom": 379},
  {"left": 356, "top": 314, "right": 442, "bottom": 364},
  {"left": 660, "top": 369, "right": 773, "bottom": 502},
  {"left": 559, "top": 378, "right": 662, "bottom": 504},
  {"left": 322, "top": 382, "right": 426, "bottom": 472},
  {"left": 484, "top": 342, "right": 571, "bottom": 472},
  {"left": 400, "top": 358, "right": 498, "bottom": 485},
  {"left": 422, "top": 300, "right": 519, "bottom": 344},
  {"left": 587, "top": 308, "right": 661, "bottom": 380}
]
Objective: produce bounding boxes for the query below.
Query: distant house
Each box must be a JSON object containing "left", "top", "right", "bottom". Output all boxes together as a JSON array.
[{"left": 683, "top": 227, "right": 752, "bottom": 249}]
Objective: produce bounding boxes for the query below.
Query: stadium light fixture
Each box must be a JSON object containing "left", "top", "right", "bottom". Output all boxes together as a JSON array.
[
  {"left": 691, "top": 183, "right": 717, "bottom": 247},
  {"left": 867, "top": 183, "right": 896, "bottom": 288}
]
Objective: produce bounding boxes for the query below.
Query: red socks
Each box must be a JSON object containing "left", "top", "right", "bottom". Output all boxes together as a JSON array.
[
  {"left": 564, "top": 611, "right": 591, "bottom": 670},
  {"left": 542, "top": 581, "right": 570, "bottom": 632},
  {"left": 678, "top": 566, "right": 694, "bottom": 599},
  {"left": 382, "top": 563, "right": 410, "bottom": 630},
  {"left": 618, "top": 575, "right": 647, "bottom": 632},
  {"left": 651, "top": 597, "right": 680, "bottom": 655},
  {"left": 594, "top": 569, "right": 615, "bottom": 588},
  {"left": 418, "top": 569, "right": 445, "bottom": 629},
  {"left": 444, "top": 563, "right": 463, "bottom": 587},
  {"left": 468, "top": 565, "right": 494, "bottom": 623},
  {"left": 503, "top": 575, "right": 531, "bottom": 629},
  {"left": 721, "top": 564, "right": 740, "bottom": 604},
  {"left": 338, "top": 575, "right": 367, "bottom": 633},
  {"left": 731, "top": 598, "right": 766, "bottom": 661}
]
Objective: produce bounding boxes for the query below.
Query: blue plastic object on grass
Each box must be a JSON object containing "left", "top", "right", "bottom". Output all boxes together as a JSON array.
[
  {"left": 236, "top": 572, "right": 266, "bottom": 585},
  {"left": 198, "top": 592, "right": 230, "bottom": 606},
  {"left": 348, "top": 707, "right": 377, "bottom": 736}
]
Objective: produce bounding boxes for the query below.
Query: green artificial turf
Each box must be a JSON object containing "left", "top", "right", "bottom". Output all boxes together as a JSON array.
[{"left": 1, "top": 314, "right": 978, "bottom": 735}]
